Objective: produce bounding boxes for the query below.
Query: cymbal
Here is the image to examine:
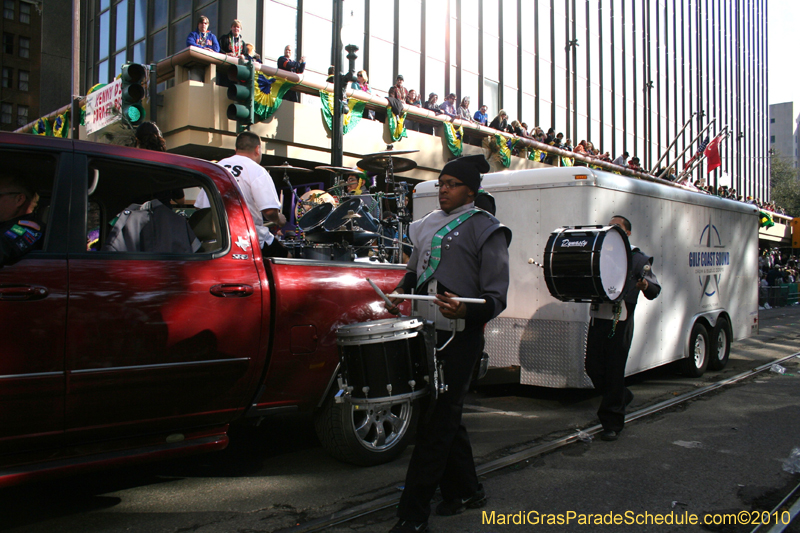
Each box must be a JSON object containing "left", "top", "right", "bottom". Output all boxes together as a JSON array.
[
  {"left": 315, "top": 165, "right": 364, "bottom": 175},
  {"left": 362, "top": 149, "right": 419, "bottom": 157},
  {"left": 342, "top": 210, "right": 362, "bottom": 220},
  {"left": 263, "top": 162, "right": 312, "bottom": 173},
  {"left": 357, "top": 155, "right": 418, "bottom": 174}
]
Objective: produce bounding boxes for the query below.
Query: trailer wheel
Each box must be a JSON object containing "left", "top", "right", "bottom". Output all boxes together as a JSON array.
[
  {"left": 708, "top": 318, "right": 731, "bottom": 371},
  {"left": 313, "top": 388, "right": 419, "bottom": 466},
  {"left": 679, "top": 323, "right": 710, "bottom": 377}
]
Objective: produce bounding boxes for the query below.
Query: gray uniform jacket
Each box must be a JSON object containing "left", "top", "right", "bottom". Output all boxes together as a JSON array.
[
  {"left": 399, "top": 203, "right": 512, "bottom": 327},
  {"left": 102, "top": 200, "right": 201, "bottom": 254}
]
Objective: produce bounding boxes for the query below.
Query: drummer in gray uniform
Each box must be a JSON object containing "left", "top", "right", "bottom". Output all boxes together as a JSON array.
[{"left": 386, "top": 154, "right": 511, "bottom": 533}]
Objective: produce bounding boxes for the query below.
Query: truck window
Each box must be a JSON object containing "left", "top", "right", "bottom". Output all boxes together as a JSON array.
[
  {"left": 0, "top": 149, "right": 58, "bottom": 254},
  {"left": 86, "top": 158, "right": 224, "bottom": 255}
]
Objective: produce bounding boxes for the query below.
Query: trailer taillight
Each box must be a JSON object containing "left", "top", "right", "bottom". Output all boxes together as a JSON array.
[{"left": 575, "top": 175, "right": 588, "bottom": 180}]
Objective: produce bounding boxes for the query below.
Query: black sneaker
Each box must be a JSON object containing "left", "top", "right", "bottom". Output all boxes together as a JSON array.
[
  {"left": 600, "top": 430, "right": 619, "bottom": 441},
  {"left": 435, "top": 484, "right": 487, "bottom": 516},
  {"left": 389, "top": 519, "right": 429, "bottom": 533}
]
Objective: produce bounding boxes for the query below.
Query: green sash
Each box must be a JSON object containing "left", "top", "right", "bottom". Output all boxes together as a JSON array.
[{"left": 416, "top": 209, "right": 481, "bottom": 290}]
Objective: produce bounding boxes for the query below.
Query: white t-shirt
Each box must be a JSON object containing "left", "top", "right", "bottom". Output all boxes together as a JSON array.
[{"left": 195, "top": 154, "right": 281, "bottom": 247}]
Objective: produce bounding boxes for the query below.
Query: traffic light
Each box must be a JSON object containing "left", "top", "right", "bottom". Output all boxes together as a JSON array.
[
  {"left": 120, "top": 62, "right": 146, "bottom": 126},
  {"left": 226, "top": 62, "right": 254, "bottom": 132}
]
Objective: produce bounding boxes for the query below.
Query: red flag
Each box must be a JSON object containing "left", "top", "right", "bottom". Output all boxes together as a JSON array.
[{"left": 704, "top": 133, "right": 724, "bottom": 173}]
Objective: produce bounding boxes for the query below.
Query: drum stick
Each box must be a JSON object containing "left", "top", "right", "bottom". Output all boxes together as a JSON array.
[
  {"left": 366, "top": 278, "right": 395, "bottom": 308},
  {"left": 386, "top": 293, "right": 486, "bottom": 304}
]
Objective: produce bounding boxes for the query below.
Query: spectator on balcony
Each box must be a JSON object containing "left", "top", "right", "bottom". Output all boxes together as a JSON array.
[
  {"left": 574, "top": 140, "right": 588, "bottom": 156},
  {"left": 186, "top": 16, "right": 220, "bottom": 52},
  {"left": 278, "top": 44, "right": 305, "bottom": 103},
  {"left": 474, "top": 104, "right": 489, "bottom": 126},
  {"left": 351, "top": 70, "right": 375, "bottom": 120},
  {"left": 489, "top": 110, "right": 510, "bottom": 132},
  {"left": 439, "top": 93, "right": 458, "bottom": 119},
  {"left": 220, "top": 19, "right": 245, "bottom": 59},
  {"left": 563, "top": 138, "right": 573, "bottom": 151},
  {"left": 628, "top": 156, "right": 642, "bottom": 171},
  {"left": 544, "top": 128, "right": 556, "bottom": 145},
  {"left": 392, "top": 75, "right": 409, "bottom": 102},
  {"left": 405, "top": 90, "right": 421, "bottom": 131},
  {"left": 420, "top": 93, "right": 441, "bottom": 135},
  {"left": 511, "top": 120, "right": 527, "bottom": 138},
  {"left": 244, "top": 43, "right": 261, "bottom": 62},
  {"left": 458, "top": 97, "right": 475, "bottom": 123},
  {"left": 612, "top": 151, "right": 629, "bottom": 167}
]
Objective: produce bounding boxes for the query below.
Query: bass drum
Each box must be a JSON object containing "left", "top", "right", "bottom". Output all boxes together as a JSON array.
[
  {"left": 543, "top": 225, "right": 631, "bottom": 303},
  {"left": 295, "top": 244, "right": 353, "bottom": 262}
]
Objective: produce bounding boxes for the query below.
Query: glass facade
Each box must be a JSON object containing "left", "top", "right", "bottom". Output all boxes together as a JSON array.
[{"left": 85, "top": 0, "right": 768, "bottom": 198}]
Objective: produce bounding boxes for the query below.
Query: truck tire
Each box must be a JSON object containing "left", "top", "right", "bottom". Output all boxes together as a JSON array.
[
  {"left": 679, "top": 322, "right": 710, "bottom": 377},
  {"left": 313, "top": 389, "right": 419, "bottom": 466},
  {"left": 708, "top": 317, "right": 731, "bottom": 371}
]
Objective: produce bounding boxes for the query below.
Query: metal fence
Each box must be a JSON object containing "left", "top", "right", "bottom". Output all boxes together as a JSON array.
[{"left": 761, "top": 284, "right": 800, "bottom": 307}]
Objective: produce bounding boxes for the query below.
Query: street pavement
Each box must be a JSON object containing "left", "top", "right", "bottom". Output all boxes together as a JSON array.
[{"left": 2, "top": 306, "right": 800, "bottom": 533}]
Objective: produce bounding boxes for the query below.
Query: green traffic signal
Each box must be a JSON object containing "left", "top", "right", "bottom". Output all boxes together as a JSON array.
[
  {"left": 226, "top": 62, "right": 254, "bottom": 131},
  {"left": 120, "top": 62, "right": 147, "bottom": 126}
]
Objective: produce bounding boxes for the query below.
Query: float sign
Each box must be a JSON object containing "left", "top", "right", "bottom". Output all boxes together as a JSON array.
[{"left": 85, "top": 79, "right": 122, "bottom": 134}]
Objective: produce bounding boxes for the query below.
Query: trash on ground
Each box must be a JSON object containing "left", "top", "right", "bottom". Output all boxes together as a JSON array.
[
  {"left": 576, "top": 430, "right": 593, "bottom": 443},
  {"left": 770, "top": 364, "right": 786, "bottom": 374},
  {"left": 782, "top": 448, "right": 800, "bottom": 474},
  {"left": 673, "top": 440, "right": 702, "bottom": 449}
]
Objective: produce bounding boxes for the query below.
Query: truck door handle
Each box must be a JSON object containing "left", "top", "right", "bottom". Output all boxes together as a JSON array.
[
  {"left": 0, "top": 285, "right": 49, "bottom": 301},
  {"left": 210, "top": 284, "right": 254, "bottom": 298}
]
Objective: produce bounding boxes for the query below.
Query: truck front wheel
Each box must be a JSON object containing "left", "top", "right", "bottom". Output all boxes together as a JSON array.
[
  {"left": 678, "top": 322, "right": 710, "bottom": 377},
  {"left": 314, "top": 390, "right": 419, "bottom": 466}
]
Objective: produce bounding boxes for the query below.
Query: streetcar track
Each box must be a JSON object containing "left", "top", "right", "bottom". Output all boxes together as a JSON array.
[{"left": 275, "top": 352, "right": 800, "bottom": 533}]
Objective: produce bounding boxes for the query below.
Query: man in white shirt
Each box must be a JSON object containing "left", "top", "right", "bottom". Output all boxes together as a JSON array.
[{"left": 195, "top": 131, "right": 287, "bottom": 257}]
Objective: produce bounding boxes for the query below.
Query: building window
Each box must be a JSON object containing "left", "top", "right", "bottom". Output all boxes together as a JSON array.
[
  {"left": 2, "top": 67, "right": 11, "bottom": 88},
  {"left": 18, "top": 69, "right": 28, "bottom": 91},
  {"left": 3, "top": 0, "right": 13, "bottom": 19},
  {"left": 771, "top": 135, "right": 775, "bottom": 143},
  {"left": 16, "top": 105, "right": 28, "bottom": 126},
  {"left": 19, "top": 1, "right": 29, "bottom": 23},
  {"left": 19, "top": 36, "right": 29, "bottom": 58},
  {"left": 3, "top": 33, "right": 12, "bottom": 54},
  {"left": 770, "top": 118, "right": 775, "bottom": 124},
  {"left": 0, "top": 103, "right": 11, "bottom": 124}
]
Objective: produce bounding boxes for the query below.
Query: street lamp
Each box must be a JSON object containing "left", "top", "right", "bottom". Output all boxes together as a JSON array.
[{"left": 331, "top": 0, "right": 360, "bottom": 167}]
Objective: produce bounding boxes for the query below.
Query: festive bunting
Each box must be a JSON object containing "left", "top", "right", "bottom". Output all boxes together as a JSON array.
[
  {"left": 319, "top": 90, "right": 366, "bottom": 134},
  {"left": 759, "top": 210, "right": 775, "bottom": 228},
  {"left": 52, "top": 111, "right": 70, "bottom": 138},
  {"left": 528, "top": 149, "right": 542, "bottom": 162},
  {"left": 443, "top": 122, "right": 464, "bottom": 157},
  {"left": 31, "top": 117, "right": 50, "bottom": 136},
  {"left": 561, "top": 156, "right": 574, "bottom": 167},
  {"left": 494, "top": 133, "right": 517, "bottom": 167},
  {"left": 254, "top": 73, "right": 297, "bottom": 121},
  {"left": 387, "top": 108, "right": 407, "bottom": 142}
]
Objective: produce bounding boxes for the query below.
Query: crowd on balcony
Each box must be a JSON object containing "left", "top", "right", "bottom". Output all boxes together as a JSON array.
[{"left": 182, "top": 24, "right": 782, "bottom": 215}]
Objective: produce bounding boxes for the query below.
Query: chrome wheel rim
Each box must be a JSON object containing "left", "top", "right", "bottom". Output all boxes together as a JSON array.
[
  {"left": 716, "top": 329, "right": 727, "bottom": 360},
  {"left": 351, "top": 400, "right": 412, "bottom": 452},
  {"left": 694, "top": 333, "right": 707, "bottom": 367}
]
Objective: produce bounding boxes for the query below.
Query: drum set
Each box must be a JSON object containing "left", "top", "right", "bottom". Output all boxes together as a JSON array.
[{"left": 267, "top": 147, "right": 418, "bottom": 263}]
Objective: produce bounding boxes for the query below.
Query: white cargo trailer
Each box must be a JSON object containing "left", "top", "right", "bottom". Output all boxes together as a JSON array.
[{"left": 413, "top": 167, "right": 759, "bottom": 388}]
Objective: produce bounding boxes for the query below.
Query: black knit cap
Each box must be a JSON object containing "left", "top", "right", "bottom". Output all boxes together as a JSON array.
[{"left": 439, "top": 154, "right": 490, "bottom": 194}]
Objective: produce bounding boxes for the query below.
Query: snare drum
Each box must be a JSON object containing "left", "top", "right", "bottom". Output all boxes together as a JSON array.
[
  {"left": 543, "top": 225, "right": 631, "bottom": 303},
  {"left": 337, "top": 317, "right": 429, "bottom": 403}
]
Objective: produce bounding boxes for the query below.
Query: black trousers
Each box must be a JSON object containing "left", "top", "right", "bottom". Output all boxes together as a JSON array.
[
  {"left": 585, "top": 308, "right": 636, "bottom": 432},
  {"left": 397, "top": 327, "right": 482, "bottom": 523}
]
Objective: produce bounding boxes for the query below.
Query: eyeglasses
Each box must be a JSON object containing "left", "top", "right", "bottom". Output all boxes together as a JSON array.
[{"left": 435, "top": 180, "right": 467, "bottom": 190}]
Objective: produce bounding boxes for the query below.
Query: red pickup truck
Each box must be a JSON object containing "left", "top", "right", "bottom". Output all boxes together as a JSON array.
[{"left": 0, "top": 132, "right": 410, "bottom": 488}]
